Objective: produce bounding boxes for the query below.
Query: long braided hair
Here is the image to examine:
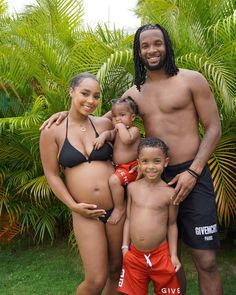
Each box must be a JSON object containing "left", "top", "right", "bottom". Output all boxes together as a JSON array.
[{"left": 133, "top": 24, "right": 179, "bottom": 91}]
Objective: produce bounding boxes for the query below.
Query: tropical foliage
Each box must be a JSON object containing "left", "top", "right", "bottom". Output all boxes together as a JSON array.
[{"left": 0, "top": 0, "right": 235, "bottom": 244}]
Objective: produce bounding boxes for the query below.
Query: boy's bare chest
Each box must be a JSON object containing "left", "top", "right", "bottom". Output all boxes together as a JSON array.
[{"left": 132, "top": 187, "right": 169, "bottom": 209}]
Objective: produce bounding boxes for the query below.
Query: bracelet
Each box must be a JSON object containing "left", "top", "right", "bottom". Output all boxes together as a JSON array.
[
  {"left": 187, "top": 168, "right": 200, "bottom": 179},
  {"left": 121, "top": 245, "right": 129, "bottom": 250}
]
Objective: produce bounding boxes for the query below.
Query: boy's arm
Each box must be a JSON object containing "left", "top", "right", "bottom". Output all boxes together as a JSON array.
[
  {"left": 121, "top": 185, "right": 132, "bottom": 255},
  {"left": 167, "top": 202, "right": 181, "bottom": 272},
  {"left": 116, "top": 124, "right": 140, "bottom": 145}
]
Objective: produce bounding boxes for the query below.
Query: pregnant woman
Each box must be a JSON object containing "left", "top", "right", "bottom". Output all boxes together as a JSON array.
[{"left": 40, "top": 72, "right": 124, "bottom": 294}]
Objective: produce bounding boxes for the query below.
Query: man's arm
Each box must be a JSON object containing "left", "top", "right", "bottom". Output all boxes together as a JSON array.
[
  {"left": 169, "top": 72, "right": 221, "bottom": 205},
  {"left": 39, "top": 111, "right": 69, "bottom": 130},
  {"left": 40, "top": 108, "right": 113, "bottom": 131},
  {"left": 189, "top": 72, "right": 221, "bottom": 174}
]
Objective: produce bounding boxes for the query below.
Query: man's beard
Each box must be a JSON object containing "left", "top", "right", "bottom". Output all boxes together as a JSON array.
[{"left": 142, "top": 57, "right": 166, "bottom": 71}]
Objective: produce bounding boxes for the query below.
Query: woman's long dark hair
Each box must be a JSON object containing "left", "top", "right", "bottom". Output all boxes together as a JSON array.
[{"left": 133, "top": 24, "right": 179, "bottom": 91}]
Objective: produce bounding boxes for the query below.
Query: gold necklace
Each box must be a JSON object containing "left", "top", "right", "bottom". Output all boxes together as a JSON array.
[{"left": 79, "top": 124, "right": 86, "bottom": 132}]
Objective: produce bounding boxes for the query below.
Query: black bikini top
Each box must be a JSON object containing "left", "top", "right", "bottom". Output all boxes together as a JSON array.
[{"left": 58, "top": 117, "right": 113, "bottom": 168}]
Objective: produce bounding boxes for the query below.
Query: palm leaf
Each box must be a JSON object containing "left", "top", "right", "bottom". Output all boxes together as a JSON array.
[
  {"left": 33, "top": 208, "right": 57, "bottom": 243},
  {"left": 177, "top": 53, "right": 235, "bottom": 111},
  {"left": 18, "top": 175, "right": 54, "bottom": 206},
  {"left": 0, "top": 96, "right": 46, "bottom": 131},
  {"left": 209, "top": 136, "right": 236, "bottom": 226}
]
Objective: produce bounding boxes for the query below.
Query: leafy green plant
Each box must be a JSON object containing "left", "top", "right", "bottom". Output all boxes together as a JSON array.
[{"left": 0, "top": 0, "right": 235, "bottom": 245}]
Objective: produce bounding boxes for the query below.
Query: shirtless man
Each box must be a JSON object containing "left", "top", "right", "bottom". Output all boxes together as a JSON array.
[
  {"left": 121, "top": 24, "right": 222, "bottom": 295},
  {"left": 40, "top": 24, "right": 223, "bottom": 294}
]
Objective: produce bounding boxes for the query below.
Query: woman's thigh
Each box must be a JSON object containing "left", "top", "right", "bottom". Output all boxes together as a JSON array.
[{"left": 72, "top": 212, "right": 109, "bottom": 280}]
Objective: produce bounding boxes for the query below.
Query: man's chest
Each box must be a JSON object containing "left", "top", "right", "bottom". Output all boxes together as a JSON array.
[{"left": 138, "top": 87, "right": 192, "bottom": 116}]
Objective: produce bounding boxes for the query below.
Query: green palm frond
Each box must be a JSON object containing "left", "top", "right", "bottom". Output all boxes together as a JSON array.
[
  {"left": 0, "top": 187, "right": 23, "bottom": 224},
  {"left": 33, "top": 207, "right": 57, "bottom": 243},
  {"left": 0, "top": 0, "right": 235, "bottom": 243},
  {"left": 0, "top": 187, "right": 9, "bottom": 215},
  {"left": 0, "top": 142, "right": 33, "bottom": 170},
  {"left": 177, "top": 53, "right": 235, "bottom": 111},
  {"left": 95, "top": 23, "right": 130, "bottom": 47},
  {"left": 6, "top": 202, "right": 23, "bottom": 225},
  {"left": 0, "top": 96, "right": 46, "bottom": 131},
  {"left": 97, "top": 49, "right": 133, "bottom": 84},
  {"left": 18, "top": 175, "right": 53, "bottom": 206},
  {"left": 93, "top": 49, "right": 133, "bottom": 115},
  {"left": 209, "top": 13, "right": 236, "bottom": 43},
  {"left": 5, "top": 170, "right": 37, "bottom": 191},
  {"left": 0, "top": 0, "right": 8, "bottom": 15},
  {"left": 20, "top": 206, "right": 39, "bottom": 233},
  {"left": 30, "top": 0, "right": 84, "bottom": 33},
  {"left": 209, "top": 136, "right": 236, "bottom": 226}
]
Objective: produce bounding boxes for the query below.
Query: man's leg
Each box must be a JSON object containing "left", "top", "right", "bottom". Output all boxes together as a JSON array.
[
  {"left": 191, "top": 248, "right": 223, "bottom": 295},
  {"left": 176, "top": 240, "right": 186, "bottom": 295}
]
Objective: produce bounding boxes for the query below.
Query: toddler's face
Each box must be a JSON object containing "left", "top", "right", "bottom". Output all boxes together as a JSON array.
[{"left": 111, "top": 103, "right": 135, "bottom": 128}]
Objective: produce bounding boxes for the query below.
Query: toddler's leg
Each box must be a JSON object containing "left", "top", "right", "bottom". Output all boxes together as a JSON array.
[{"left": 108, "top": 174, "right": 126, "bottom": 224}]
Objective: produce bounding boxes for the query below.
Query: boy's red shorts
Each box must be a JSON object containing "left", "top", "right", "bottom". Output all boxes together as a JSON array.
[
  {"left": 118, "top": 242, "right": 181, "bottom": 295},
  {"left": 114, "top": 160, "right": 138, "bottom": 185}
]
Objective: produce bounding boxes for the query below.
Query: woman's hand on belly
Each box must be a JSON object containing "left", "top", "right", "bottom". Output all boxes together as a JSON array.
[{"left": 71, "top": 202, "right": 106, "bottom": 219}]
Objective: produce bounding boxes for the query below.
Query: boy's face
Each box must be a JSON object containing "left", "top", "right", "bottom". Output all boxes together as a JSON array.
[
  {"left": 138, "top": 147, "right": 169, "bottom": 182},
  {"left": 111, "top": 103, "right": 135, "bottom": 128}
]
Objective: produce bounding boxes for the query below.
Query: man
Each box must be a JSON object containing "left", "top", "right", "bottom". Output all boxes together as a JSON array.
[
  {"left": 41, "top": 24, "right": 223, "bottom": 295},
  {"left": 121, "top": 24, "right": 222, "bottom": 295}
]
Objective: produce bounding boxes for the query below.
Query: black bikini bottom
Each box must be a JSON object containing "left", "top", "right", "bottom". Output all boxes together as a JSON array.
[{"left": 98, "top": 208, "right": 113, "bottom": 224}]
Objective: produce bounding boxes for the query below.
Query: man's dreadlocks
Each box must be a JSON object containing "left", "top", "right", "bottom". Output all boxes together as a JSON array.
[{"left": 133, "top": 24, "right": 179, "bottom": 91}]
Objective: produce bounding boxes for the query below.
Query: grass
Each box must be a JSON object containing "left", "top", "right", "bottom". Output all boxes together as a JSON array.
[{"left": 0, "top": 238, "right": 235, "bottom": 294}]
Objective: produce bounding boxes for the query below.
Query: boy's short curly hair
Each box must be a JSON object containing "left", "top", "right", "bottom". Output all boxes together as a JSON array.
[{"left": 138, "top": 137, "right": 169, "bottom": 158}]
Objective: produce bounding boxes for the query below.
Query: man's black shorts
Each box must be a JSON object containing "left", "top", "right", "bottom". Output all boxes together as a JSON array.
[{"left": 163, "top": 160, "right": 220, "bottom": 249}]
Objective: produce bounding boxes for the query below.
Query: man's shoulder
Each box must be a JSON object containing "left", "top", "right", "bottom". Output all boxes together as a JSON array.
[
  {"left": 178, "top": 68, "right": 209, "bottom": 90},
  {"left": 90, "top": 115, "right": 113, "bottom": 129},
  {"left": 122, "top": 85, "right": 139, "bottom": 99},
  {"left": 178, "top": 68, "right": 204, "bottom": 80}
]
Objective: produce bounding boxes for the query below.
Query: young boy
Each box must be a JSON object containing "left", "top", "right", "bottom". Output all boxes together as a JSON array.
[
  {"left": 118, "top": 137, "right": 182, "bottom": 295},
  {"left": 94, "top": 96, "right": 140, "bottom": 224}
]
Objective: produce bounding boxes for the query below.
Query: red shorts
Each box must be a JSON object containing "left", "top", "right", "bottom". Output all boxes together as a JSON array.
[
  {"left": 114, "top": 160, "right": 138, "bottom": 185},
  {"left": 118, "top": 242, "right": 181, "bottom": 295}
]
